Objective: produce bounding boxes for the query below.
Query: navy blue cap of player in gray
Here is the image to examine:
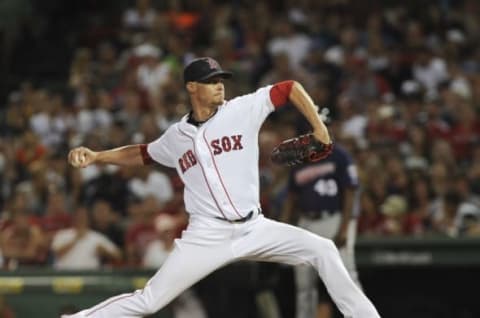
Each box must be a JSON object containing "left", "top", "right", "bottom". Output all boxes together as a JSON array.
[{"left": 183, "top": 57, "right": 233, "bottom": 84}]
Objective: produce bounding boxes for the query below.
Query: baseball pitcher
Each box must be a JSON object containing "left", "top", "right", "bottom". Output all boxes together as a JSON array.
[{"left": 65, "top": 57, "right": 380, "bottom": 318}]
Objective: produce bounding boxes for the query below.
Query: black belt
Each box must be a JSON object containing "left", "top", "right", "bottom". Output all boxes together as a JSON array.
[{"left": 215, "top": 209, "right": 260, "bottom": 223}]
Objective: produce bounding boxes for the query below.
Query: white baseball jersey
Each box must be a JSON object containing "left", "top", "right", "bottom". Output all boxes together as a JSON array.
[{"left": 147, "top": 85, "right": 274, "bottom": 220}]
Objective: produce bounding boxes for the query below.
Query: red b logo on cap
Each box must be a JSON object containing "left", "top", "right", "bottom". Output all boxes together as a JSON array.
[{"left": 206, "top": 58, "right": 219, "bottom": 70}]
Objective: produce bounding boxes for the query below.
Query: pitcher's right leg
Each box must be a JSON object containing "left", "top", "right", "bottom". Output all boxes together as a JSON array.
[{"left": 63, "top": 240, "right": 234, "bottom": 318}]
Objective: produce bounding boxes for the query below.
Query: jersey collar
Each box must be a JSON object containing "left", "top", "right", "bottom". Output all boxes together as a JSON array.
[{"left": 187, "top": 108, "right": 218, "bottom": 127}]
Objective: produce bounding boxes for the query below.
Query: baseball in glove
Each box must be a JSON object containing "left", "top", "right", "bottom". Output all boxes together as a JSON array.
[{"left": 271, "top": 133, "right": 333, "bottom": 166}]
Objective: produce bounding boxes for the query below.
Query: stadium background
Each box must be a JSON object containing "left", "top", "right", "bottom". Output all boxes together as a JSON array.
[{"left": 1, "top": 0, "right": 480, "bottom": 317}]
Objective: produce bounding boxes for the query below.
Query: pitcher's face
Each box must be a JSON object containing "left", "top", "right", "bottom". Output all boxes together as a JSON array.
[{"left": 194, "top": 76, "right": 225, "bottom": 106}]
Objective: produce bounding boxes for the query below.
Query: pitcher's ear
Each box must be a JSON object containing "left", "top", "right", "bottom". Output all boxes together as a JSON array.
[{"left": 186, "top": 82, "right": 196, "bottom": 93}]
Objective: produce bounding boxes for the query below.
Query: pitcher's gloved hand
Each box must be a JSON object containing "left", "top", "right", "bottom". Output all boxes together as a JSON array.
[{"left": 271, "top": 133, "right": 333, "bottom": 166}]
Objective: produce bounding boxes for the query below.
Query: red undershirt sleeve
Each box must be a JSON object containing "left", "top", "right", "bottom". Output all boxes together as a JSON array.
[
  {"left": 269, "top": 80, "right": 294, "bottom": 108},
  {"left": 139, "top": 144, "right": 154, "bottom": 165}
]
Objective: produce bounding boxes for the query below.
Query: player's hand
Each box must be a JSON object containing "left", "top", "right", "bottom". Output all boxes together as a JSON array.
[{"left": 68, "top": 147, "right": 97, "bottom": 168}]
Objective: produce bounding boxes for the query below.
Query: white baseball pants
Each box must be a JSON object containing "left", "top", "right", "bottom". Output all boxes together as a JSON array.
[{"left": 64, "top": 214, "right": 379, "bottom": 318}]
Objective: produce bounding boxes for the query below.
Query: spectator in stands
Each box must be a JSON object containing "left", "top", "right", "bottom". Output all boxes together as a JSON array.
[
  {"left": 134, "top": 114, "right": 162, "bottom": 144},
  {"left": 29, "top": 91, "right": 69, "bottom": 150},
  {"left": 76, "top": 89, "right": 114, "bottom": 135},
  {"left": 94, "top": 42, "right": 122, "bottom": 91},
  {"left": 69, "top": 48, "right": 94, "bottom": 90},
  {"left": 0, "top": 139, "right": 13, "bottom": 209},
  {"left": 365, "top": 103, "right": 406, "bottom": 148},
  {"left": 424, "top": 98, "right": 451, "bottom": 140},
  {"left": 44, "top": 151, "right": 70, "bottom": 194},
  {"left": 142, "top": 213, "right": 177, "bottom": 268},
  {"left": 4, "top": 90, "right": 28, "bottom": 137},
  {"left": 73, "top": 92, "right": 98, "bottom": 136},
  {"left": 384, "top": 155, "right": 409, "bottom": 195},
  {"left": 468, "top": 145, "right": 480, "bottom": 196},
  {"left": 40, "top": 191, "right": 72, "bottom": 244},
  {"left": 401, "top": 124, "right": 429, "bottom": 172},
  {"left": 91, "top": 199, "right": 125, "bottom": 248},
  {"left": 431, "top": 174, "right": 480, "bottom": 237},
  {"left": 14, "top": 131, "right": 47, "bottom": 182},
  {"left": 432, "top": 190, "right": 463, "bottom": 237},
  {"left": 110, "top": 66, "right": 150, "bottom": 110},
  {"left": 124, "top": 196, "right": 159, "bottom": 267},
  {"left": 51, "top": 206, "right": 121, "bottom": 270},
  {"left": 0, "top": 203, "right": 47, "bottom": 268},
  {"left": 259, "top": 51, "right": 312, "bottom": 88},
  {"left": 123, "top": 0, "right": 157, "bottom": 32},
  {"left": 447, "top": 101, "right": 480, "bottom": 162},
  {"left": 341, "top": 52, "right": 392, "bottom": 104},
  {"left": 430, "top": 140, "right": 456, "bottom": 172},
  {"left": 337, "top": 96, "right": 368, "bottom": 143},
  {"left": 134, "top": 43, "right": 172, "bottom": 100},
  {"left": 404, "top": 175, "right": 434, "bottom": 235},
  {"left": 411, "top": 46, "right": 449, "bottom": 100},
  {"left": 77, "top": 163, "right": 133, "bottom": 216},
  {"left": 155, "top": 175, "right": 188, "bottom": 237},
  {"left": 357, "top": 190, "right": 384, "bottom": 236},
  {"left": 268, "top": 19, "right": 311, "bottom": 70},
  {"left": 378, "top": 194, "right": 408, "bottom": 236},
  {"left": 115, "top": 90, "right": 144, "bottom": 136},
  {"left": 128, "top": 165, "right": 173, "bottom": 206}
]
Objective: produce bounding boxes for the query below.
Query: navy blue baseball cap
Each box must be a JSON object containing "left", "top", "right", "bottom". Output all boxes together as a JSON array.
[{"left": 183, "top": 57, "right": 233, "bottom": 84}]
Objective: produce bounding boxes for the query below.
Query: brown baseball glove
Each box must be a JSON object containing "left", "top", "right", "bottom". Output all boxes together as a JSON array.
[{"left": 271, "top": 133, "right": 333, "bottom": 166}]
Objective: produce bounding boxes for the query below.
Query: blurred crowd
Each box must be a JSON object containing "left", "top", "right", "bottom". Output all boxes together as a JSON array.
[{"left": 1, "top": 0, "right": 480, "bottom": 271}]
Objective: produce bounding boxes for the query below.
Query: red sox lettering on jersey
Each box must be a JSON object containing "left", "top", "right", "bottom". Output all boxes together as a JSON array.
[
  {"left": 178, "top": 150, "right": 197, "bottom": 173},
  {"left": 211, "top": 135, "right": 244, "bottom": 154},
  {"left": 179, "top": 135, "right": 244, "bottom": 173}
]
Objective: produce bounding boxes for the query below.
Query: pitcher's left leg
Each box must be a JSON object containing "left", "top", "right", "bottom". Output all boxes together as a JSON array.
[{"left": 234, "top": 217, "right": 380, "bottom": 318}]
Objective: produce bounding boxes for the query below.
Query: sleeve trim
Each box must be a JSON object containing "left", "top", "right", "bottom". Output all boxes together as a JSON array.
[
  {"left": 139, "top": 144, "right": 154, "bottom": 165},
  {"left": 269, "top": 80, "right": 294, "bottom": 108}
]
